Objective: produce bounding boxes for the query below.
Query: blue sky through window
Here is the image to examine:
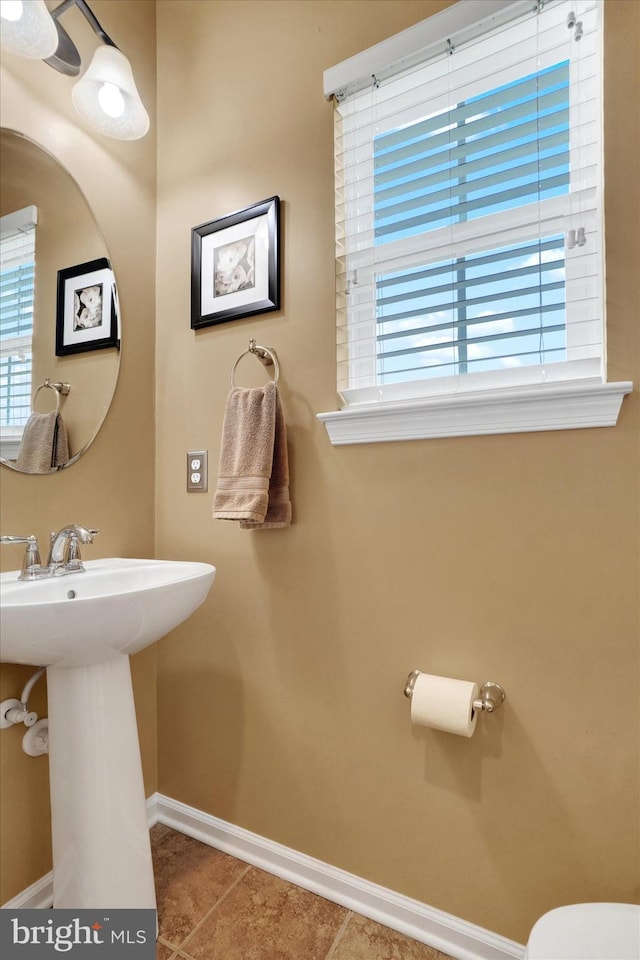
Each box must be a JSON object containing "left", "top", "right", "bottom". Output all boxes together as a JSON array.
[
  {"left": 0, "top": 259, "right": 34, "bottom": 426},
  {"left": 372, "top": 62, "right": 570, "bottom": 382}
]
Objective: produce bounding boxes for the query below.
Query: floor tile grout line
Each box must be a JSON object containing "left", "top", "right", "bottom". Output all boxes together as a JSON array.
[
  {"left": 324, "top": 909, "right": 353, "bottom": 960},
  {"left": 162, "top": 950, "right": 190, "bottom": 960},
  {"left": 171, "top": 948, "right": 200, "bottom": 960},
  {"left": 159, "top": 935, "right": 192, "bottom": 955},
  {"left": 172, "top": 863, "right": 252, "bottom": 953}
]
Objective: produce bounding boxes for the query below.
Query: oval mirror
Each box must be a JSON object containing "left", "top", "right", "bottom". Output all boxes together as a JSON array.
[{"left": 0, "top": 128, "right": 120, "bottom": 474}]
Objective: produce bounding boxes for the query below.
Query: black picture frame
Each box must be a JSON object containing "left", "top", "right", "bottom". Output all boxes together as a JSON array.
[
  {"left": 55, "top": 257, "right": 120, "bottom": 357},
  {"left": 191, "top": 196, "right": 280, "bottom": 329}
]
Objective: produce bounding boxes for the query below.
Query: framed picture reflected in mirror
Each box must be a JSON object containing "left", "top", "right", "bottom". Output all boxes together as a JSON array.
[{"left": 55, "top": 258, "right": 120, "bottom": 357}]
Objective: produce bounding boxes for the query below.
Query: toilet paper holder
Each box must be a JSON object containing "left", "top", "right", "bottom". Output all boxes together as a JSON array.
[{"left": 403, "top": 670, "right": 506, "bottom": 714}]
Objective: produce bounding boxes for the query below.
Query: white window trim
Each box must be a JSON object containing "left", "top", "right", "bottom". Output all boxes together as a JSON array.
[
  {"left": 317, "top": 0, "right": 633, "bottom": 444},
  {"left": 317, "top": 378, "right": 632, "bottom": 444},
  {"left": 0, "top": 427, "right": 23, "bottom": 460}
]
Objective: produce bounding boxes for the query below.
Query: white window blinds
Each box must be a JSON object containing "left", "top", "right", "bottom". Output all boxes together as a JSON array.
[
  {"left": 0, "top": 206, "right": 36, "bottom": 428},
  {"left": 329, "top": 0, "right": 604, "bottom": 406}
]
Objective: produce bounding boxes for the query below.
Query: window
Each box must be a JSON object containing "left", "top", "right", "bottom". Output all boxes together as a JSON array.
[
  {"left": 318, "top": 0, "right": 632, "bottom": 443},
  {"left": 0, "top": 206, "right": 36, "bottom": 457}
]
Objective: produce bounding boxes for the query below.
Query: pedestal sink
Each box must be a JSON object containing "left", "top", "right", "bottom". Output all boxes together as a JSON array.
[{"left": 0, "top": 558, "right": 215, "bottom": 912}]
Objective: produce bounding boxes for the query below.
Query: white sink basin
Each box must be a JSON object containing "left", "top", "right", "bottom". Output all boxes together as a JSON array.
[{"left": 0, "top": 557, "right": 216, "bottom": 666}]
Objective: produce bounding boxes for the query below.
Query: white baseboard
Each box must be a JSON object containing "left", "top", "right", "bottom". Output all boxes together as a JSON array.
[
  {"left": 2, "top": 792, "right": 525, "bottom": 960},
  {"left": 1, "top": 871, "right": 54, "bottom": 910},
  {"left": 152, "top": 792, "right": 525, "bottom": 960}
]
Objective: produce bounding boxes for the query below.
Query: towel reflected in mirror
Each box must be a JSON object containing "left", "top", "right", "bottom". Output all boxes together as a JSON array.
[{"left": 16, "top": 410, "right": 70, "bottom": 473}]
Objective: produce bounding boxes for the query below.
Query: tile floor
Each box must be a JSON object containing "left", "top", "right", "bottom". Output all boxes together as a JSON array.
[{"left": 151, "top": 825, "right": 454, "bottom": 960}]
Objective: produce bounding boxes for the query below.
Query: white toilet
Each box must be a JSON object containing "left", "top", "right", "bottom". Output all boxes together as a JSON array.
[{"left": 524, "top": 903, "right": 640, "bottom": 959}]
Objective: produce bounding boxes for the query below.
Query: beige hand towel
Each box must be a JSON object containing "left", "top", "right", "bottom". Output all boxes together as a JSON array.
[
  {"left": 213, "top": 381, "right": 291, "bottom": 528},
  {"left": 240, "top": 386, "right": 291, "bottom": 529},
  {"left": 16, "top": 411, "right": 70, "bottom": 473}
]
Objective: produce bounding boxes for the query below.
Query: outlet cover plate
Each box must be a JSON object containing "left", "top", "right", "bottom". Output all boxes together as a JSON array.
[{"left": 187, "top": 450, "right": 208, "bottom": 492}]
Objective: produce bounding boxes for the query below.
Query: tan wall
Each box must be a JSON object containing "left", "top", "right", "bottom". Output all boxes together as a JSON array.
[
  {"left": 155, "top": 0, "right": 639, "bottom": 944},
  {"left": 0, "top": 1, "right": 157, "bottom": 903}
]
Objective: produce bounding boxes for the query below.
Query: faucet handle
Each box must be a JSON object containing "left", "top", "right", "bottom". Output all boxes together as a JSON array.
[
  {"left": 0, "top": 535, "right": 43, "bottom": 580},
  {"left": 64, "top": 530, "right": 98, "bottom": 568},
  {"left": 64, "top": 533, "right": 81, "bottom": 567},
  {"left": 61, "top": 527, "right": 99, "bottom": 572}
]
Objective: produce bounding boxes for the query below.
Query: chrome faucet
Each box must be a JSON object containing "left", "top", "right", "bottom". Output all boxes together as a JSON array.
[
  {"left": 1, "top": 525, "right": 99, "bottom": 580},
  {"left": 47, "top": 525, "right": 99, "bottom": 575}
]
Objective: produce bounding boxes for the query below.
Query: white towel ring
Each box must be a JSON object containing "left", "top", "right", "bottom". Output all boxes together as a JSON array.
[
  {"left": 32, "top": 379, "right": 69, "bottom": 414},
  {"left": 231, "top": 340, "right": 279, "bottom": 388}
]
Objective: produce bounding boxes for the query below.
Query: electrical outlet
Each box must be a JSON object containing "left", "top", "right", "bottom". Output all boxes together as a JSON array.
[{"left": 186, "top": 450, "right": 208, "bottom": 492}]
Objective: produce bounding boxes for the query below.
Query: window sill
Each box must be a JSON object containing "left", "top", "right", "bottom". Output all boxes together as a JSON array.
[
  {"left": 0, "top": 433, "right": 22, "bottom": 461},
  {"left": 317, "top": 379, "right": 634, "bottom": 445}
]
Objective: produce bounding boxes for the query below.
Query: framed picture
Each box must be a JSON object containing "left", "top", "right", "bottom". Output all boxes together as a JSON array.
[
  {"left": 55, "top": 258, "right": 120, "bottom": 357},
  {"left": 191, "top": 196, "right": 280, "bottom": 329}
]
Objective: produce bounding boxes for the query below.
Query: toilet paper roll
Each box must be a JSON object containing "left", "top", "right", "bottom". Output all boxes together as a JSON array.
[{"left": 410, "top": 673, "right": 479, "bottom": 737}]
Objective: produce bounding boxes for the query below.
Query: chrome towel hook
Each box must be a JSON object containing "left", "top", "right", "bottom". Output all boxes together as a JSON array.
[
  {"left": 32, "top": 379, "right": 71, "bottom": 413},
  {"left": 231, "top": 339, "right": 279, "bottom": 387}
]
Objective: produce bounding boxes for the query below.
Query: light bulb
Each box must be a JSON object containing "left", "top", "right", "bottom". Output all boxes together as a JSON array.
[
  {"left": 98, "top": 81, "right": 125, "bottom": 118},
  {"left": 1, "top": 1, "right": 23, "bottom": 23},
  {"left": 0, "top": 0, "right": 58, "bottom": 59}
]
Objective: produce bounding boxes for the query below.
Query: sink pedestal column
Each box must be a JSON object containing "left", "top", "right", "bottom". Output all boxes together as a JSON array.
[{"left": 47, "top": 653, "right": 157, "bottom": 911}]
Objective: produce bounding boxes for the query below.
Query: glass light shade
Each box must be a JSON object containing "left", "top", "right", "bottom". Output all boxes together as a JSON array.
[
  {"left": 71, "top": 45, "right": 150, "bottom": 141},
  {"left": 0, "top": 0, "right": 58, "bottom": 59}
]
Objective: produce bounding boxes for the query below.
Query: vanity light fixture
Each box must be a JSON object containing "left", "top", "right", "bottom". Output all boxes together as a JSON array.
[{"left": 0, "top": 0, "right": 149, "bottom": 140}]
